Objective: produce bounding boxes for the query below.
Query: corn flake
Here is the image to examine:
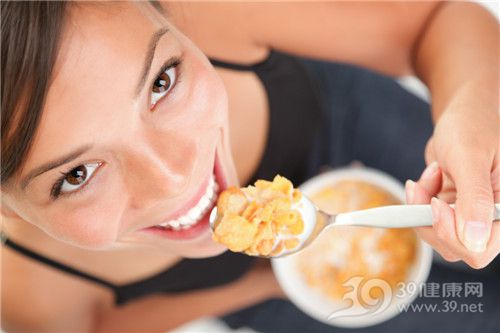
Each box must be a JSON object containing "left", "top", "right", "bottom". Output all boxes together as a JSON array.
[{"left": 212, "top": 175, "right": 304, "bottom": 256}]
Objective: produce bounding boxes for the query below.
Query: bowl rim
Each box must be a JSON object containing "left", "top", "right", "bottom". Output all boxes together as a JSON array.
[{"left": 271, "top": 166, "right": 433, "bottom": 328}]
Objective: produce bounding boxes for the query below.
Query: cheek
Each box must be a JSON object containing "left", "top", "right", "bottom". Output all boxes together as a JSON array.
[
  {"left": 40, "top": 195, "right": 126, "bottom": 249},
  {"left": 191, "top": 64, "right": 228, "bottom": 128},
  {"left": 168, "top": 53, "right": 228, "bottom": 131}
]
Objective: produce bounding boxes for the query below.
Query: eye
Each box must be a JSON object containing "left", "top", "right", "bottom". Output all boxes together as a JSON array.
[
  {"left": 150, "top": 65, "right": 177, "bottom": 108},
  {"left": 52, "top": 162, "right": 101, "bottom": 198}
]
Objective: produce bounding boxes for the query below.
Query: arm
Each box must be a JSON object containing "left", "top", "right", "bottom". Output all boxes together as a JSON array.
[
  {"left": 165, "top": 1, "right": 438, "bottom": 76},
  {"left": 413, "top": 2, "right": 498, "bottom": 120},
  {"left": 406, "top": 2, "right": 499, "bottom": 269},
  {"left": 249, "top": 1, "right": 439, "bottom": 76},
  {"left": 168, "top": 1, "right": 497, "bottom": 266},
  {"left": 244, "top": 1, "right": 499, "bottom": 267}
]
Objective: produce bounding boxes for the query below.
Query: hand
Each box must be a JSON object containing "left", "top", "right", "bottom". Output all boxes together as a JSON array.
[{"left": 405, "top": 105, "right": 499, "bottom": 269}]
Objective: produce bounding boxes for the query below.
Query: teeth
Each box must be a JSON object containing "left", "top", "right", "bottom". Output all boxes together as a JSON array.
[
  {"left": 158, "top": 174, "right": 218, "bottom": 230},
  {"left": 178, "top": 216, "right": 192, "bottom": 225},
  {"left": 169, "top": 220, "right": 180, "bottom": 228},
  {"left": 187, "top": 208, "right": 201, "bottom": 221},
  {"left": 199, "top": 197, "right": 210, "bottom": 209}
]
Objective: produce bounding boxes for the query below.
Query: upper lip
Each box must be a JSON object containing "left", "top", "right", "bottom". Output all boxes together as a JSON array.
[
  {"left": 147, "top": 173, "right": 212, "bottom": 229},
  {"left": 135, "top": 147, "right": 226, "bottom": 232}
]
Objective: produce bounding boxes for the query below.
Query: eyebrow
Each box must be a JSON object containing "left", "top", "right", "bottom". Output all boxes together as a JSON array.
[
  {"left": 134, "top": 26, "right": 170, "bottom": 97},
  {"left": 20, "top": 144, "right": 92, "bottom": 190}
]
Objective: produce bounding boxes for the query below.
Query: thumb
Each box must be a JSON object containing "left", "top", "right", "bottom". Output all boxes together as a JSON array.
[{"left": 451, "top": 155, "right": 495, "bottom": 253}]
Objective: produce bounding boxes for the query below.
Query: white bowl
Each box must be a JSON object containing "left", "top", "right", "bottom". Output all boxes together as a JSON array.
[{"left": 271, "top": 166, "right": 433, "bottom": 328}]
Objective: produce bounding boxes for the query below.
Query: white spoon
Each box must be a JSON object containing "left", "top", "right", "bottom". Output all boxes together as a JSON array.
[{"left": 210, "top": 197, "right": 500, "bottom": 258}]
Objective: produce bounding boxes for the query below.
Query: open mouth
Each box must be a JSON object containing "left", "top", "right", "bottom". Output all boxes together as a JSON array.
[
  {"left": 158, "top": 174, "right": 218, "bottom": 230},
  {"left": 141, "top": 153, "right": 227, "bottom": 240}
]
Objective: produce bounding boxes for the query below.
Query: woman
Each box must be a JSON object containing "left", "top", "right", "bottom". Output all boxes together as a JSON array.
[{"left": 1, "top": 1, "right": 498, "bottom": 331}]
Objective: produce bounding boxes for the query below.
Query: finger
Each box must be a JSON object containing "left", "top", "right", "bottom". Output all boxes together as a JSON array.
[
  {"left": 406, "top": 180, "right": 429, "bottom": 204},
  {"left": 424, "top": 190, "right": 500, "bottom": 269},
  {"left": 417, "top": 207, "right": 500, "bottom": 269},
  {"left": 407, "top": 180, "right": 461, "bottom": 262},
  {"left": 462, "top": 222, "right": 500, "bottom": 269},
  {"left": 413, "top": 176, "right": 500, "bottom": 269},
  {"left": 437, "top": 175, "right": 457, "bottom": 203},
  {"left": 430, "top": 197, "right": 466, "bottom": 255},
  {"left": 416, "top": 185, "right": 463, "bottom": 261},
  {"left": 405, "top": 162, "right": 441, "bottom": 205},
  {"left": 424, "top": 136, "right": 436, "bottom": 166},
  {"left": 450, "top": 152, "right": 495, "bottom": 253},
  {"left": 491, "top": 165, "right": 500, "bottom": 202},
  {"left": 415, "top": 226, "right": 461, "bottom": 262},
  {"left": 417, "top": 161, "right": 443, "bottom": 196}
]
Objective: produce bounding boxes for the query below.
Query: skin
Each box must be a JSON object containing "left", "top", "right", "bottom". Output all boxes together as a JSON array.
[
  {"left": 2, "top": 3, "right": 234, "bottom": 257},
  {"left": 1, "top": 1, "right": 498, "bottom": 331},
  {"left": 406, "top": 2, "right": 499, "bottom": 269}
]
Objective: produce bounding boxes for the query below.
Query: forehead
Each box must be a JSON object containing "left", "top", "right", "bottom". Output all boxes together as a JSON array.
[
  {"left": 19, "top": 3, "right": 172, "bottom": 177},
  {"left": 54, "top": 2, "right": 162, "bottom": 99}
]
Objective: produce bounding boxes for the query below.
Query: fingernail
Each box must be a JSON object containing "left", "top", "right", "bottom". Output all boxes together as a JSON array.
[
  {"left": 463, "top": 220, "right": 488, "bottom": 253},
  {"left": 421, "top": 161, "right": 439, "bottom": 179},
  {"left": 431, "top": 197, "right": 440, "bottom": 223},
  {"left": 405, "top": 180, "right": 415, "bottom": 203}
]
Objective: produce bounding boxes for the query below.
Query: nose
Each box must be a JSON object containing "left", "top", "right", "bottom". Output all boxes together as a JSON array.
[{"left": 124, "top": 141, "right": 197, "bottom": 211}]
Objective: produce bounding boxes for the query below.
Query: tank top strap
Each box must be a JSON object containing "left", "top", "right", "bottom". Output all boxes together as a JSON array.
[
  {"left": 208, "top": 50, "right": 275, "bottom": 71},
  {"left": 2, "top": 234, "right": 118, "bottom": 291}
]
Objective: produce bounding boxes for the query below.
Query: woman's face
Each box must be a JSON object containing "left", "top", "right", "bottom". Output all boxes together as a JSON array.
[{"left": 1, "top": 3, "right": 237, "bottom": 257}]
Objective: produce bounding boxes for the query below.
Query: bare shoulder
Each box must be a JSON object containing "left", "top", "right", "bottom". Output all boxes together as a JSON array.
[
  {"left": 1, "top": 243, "right": 113, "bottom": 332},
  {"left": 165, "top": 1, "right": 439, "bottom": 75},
  {"left": 164, "top": 1, "right": 269, "bottom": 62}
]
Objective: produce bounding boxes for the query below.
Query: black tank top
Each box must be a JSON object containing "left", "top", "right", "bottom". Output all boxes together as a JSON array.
[{"left": 2, "top": 49, "right": 324, "bottom": 305}]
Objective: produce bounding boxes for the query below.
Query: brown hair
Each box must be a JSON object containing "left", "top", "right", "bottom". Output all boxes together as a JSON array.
[
  {"left": 1, "top": 1, "right": 69, "bottom": 185},
  {"left": 1, "top": 1, "right": 166, "bottom": 186}
]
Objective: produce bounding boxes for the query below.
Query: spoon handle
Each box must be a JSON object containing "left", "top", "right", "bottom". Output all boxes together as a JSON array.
[{"left": 334, "top": 203, "right": 500, "bottom": 228}]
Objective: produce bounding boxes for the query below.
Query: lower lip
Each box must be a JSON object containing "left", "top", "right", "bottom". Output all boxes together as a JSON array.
[{"left": 141, "top": 154, "right": 227, "bottom": 241}]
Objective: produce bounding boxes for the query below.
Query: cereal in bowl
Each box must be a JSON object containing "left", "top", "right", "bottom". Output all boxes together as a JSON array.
[{"left": 295, "top": 180, "right": 417, "bottom": 300}]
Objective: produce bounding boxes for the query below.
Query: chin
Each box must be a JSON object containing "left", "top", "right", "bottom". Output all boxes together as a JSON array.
[
  {"left": 179, "top": 242, "right": 228, "bottom": 258},
  {"left": 146, "top": 229, "right": 229, "bottom": 258}
]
